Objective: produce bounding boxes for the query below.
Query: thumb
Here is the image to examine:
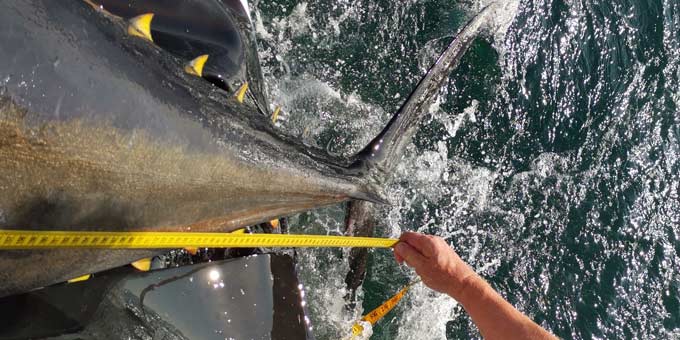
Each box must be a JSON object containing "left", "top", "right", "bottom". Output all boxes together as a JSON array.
[{"left": 394, "top": 242, "right": 427, "bottom": 268}]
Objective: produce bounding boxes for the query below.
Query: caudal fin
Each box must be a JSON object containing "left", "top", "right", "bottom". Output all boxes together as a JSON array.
[
  {"left": 343, "top": 4, "right": 502, "bottom": 302},
  {"left": 352, "top": 4, "right": 498, "bottom": 182}
]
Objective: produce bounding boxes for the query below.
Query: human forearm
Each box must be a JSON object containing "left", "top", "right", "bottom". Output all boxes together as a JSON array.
[
  {"left": 453, "top": 273, "right": 557, "bottom": 340},
  {"left": 393, "top": 232, "right": 556, "bottom": 340}
]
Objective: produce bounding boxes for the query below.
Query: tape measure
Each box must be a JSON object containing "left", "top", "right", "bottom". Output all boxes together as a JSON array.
[
  {"left": 351, "top": 280, "right": 421, "bottom": 338},
  {"left": 0, "top": 229, "right": 398, "bottom": 250}
]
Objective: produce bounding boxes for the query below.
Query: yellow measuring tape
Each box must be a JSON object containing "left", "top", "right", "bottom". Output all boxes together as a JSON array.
[
  {"left": 0, "top": 229, "right": 398, "bottom": 249},
  {"left": 351, "top": 280, "right": 420, "bottom": 338}
]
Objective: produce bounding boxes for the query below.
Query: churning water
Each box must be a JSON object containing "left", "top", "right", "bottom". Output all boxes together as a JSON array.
[{"left": 253, "top": 0, "right": 679, "bottom": 339}]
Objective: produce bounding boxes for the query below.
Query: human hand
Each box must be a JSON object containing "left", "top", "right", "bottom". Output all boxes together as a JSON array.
[{"left": 393, "top": 232, "right": 478, "bottom": 300}]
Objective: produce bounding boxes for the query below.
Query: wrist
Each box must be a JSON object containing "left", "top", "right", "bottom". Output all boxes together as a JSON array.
[{"left": 448, "top": 271, "right": 486, "bottom": 305}]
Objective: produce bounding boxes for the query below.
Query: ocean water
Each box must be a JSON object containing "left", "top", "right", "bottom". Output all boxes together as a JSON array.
[{"left": 252, "top": 0, "right": 680, "bottom": 339}]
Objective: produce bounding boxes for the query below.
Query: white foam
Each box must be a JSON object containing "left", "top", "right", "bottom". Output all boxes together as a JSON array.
[
  {"left": 250, "top": 1, "right": 519, "bottom": 338},
  {"left": 254, "top": 2, "right": 312, "bottom": 46},
  {"left": 474, "top": 0, "right": 520, "bottom": 47},
  {"left": 437, "top": 100, "right": 479, "bottom": 138},
  {"left": 396, "top": 284, "right": 458, "bottom": 339},
  {"left": 252, "top": 2, "right": 273, "bottom": 41},
  {"left": 349, "top": 321, "right": 373, "bottom": 340},
  {"left": 267, "top": 76, "right": 387, "bottom": 155}
]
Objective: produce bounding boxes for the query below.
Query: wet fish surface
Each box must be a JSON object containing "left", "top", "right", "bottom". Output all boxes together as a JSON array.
[
  {"left": 0, "top": 0, "right": 377, "bottom": 297},
  {"left": 0, "top": 0, "right": 493, "bottom": 298}
]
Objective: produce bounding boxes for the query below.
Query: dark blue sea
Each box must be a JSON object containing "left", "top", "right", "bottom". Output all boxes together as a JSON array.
[{"left": 253, "top": 0, "right": 680, "bottom": 339}]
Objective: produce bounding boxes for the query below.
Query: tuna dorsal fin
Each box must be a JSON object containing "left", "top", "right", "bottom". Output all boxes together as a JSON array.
[{"left": 352, "top": 4, "right": 497, "bottom": 181}]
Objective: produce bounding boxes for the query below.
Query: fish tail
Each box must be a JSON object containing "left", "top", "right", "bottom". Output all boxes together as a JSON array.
[{"left": 350, "top": 4, "right": 498, "bottom": 186}]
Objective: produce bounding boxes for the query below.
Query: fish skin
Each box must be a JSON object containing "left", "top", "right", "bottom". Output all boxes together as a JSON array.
[
  {"left": 0, "top": 0, "right": 500, "bottom": 298},
  {"left": 0, "top": 0, "right": 375, "bottom": 297}
]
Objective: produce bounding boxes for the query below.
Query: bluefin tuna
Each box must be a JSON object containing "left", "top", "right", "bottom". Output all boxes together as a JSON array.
[{"left": 0, "top": 0, "right": 498, "bottom": 297}]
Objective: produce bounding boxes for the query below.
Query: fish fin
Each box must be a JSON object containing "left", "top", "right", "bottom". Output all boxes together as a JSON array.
[
  {"left": 343, "top": 3, "right": 498, "bottom": 301},
  {"left": 184, "top": 247, "right": 198, "bottom": 255},
  {"left": 184, "top": 54, "right": 210, "bottom": 77},
  {"left": 350, "top": 187, "right": 389, "bottom": 205},
  {"left": 68, "top": 274, "right": 91, "bottom": 283},
  {"left": 352, "top": 4, "right": 496, "bottom": 179},
  {"left": 131, "top": 258, "right": 152, "bottom": 271},
  {"left": 271, "top": 106, "right": 282, "bottom": 123},
  {"left": 235, "top": 82, "right": 249, "bottom": 103},
  {"left": 128, "top": 13, "right": 154, "bottom": 42},
  {"left": 343, "top": 200, "right": 377, "bottom": 303}
]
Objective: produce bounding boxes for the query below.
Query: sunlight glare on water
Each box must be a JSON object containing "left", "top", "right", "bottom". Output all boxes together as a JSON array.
[{"left": 253, "top": 0, "right": 680, "bottom": 339}]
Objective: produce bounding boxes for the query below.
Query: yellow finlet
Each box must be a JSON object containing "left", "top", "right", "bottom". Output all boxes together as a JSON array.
[
  {"left": 128, "top": 13, "right": 154, "bottom": 42},
  {"left": 184, "top": 54, "right": 210, "bottom": 77},
  {"left": 271, "top": 106, "right": 282, "bottom": 123},
  {"left": 269, "top": 219, "right": 280, "bottom": 229},
  {"left": 67, "top": 274, "right": 91, "bottom": 283},
  {"left": 235, "top": 82, "right": 249, "bottom": 103},
  {"left": 131, "top": 258, "right": 152, "bottom": 271}
]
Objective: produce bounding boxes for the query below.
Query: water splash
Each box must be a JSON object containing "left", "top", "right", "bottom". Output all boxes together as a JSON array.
[{"left": 253, "top": 0, "right": 679, "bottom": 338}]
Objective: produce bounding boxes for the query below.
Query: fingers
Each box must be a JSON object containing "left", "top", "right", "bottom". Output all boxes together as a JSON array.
[
  {"left": 400, "top": 231, "right": 436, "bottom": 258},
  {"left": 394, "top": 242, "right": 427, "bottom": 268},
  {"left": 394, "top": 249, "right": 404, "bottom": 264}
]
